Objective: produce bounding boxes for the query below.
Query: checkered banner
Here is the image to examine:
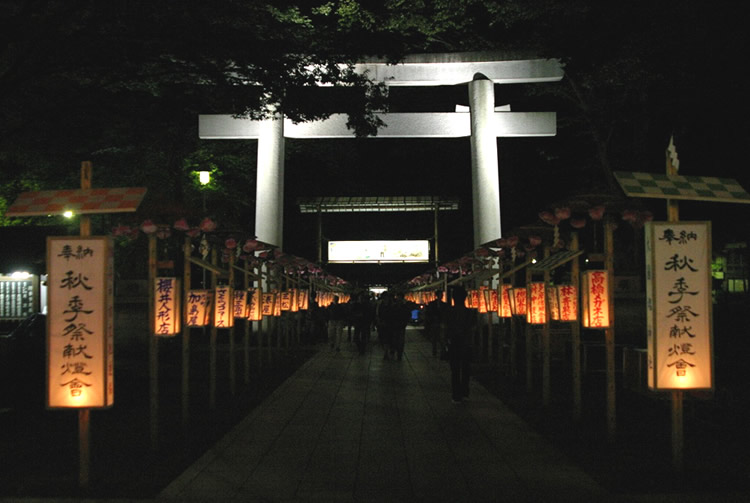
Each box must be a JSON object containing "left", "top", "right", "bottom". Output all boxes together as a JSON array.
[
  {"left": 614, "top": 171, "right": 750, "bottom": 204},
  {"left": 4, "top": 187, "right": 147, "bottom": 216}
]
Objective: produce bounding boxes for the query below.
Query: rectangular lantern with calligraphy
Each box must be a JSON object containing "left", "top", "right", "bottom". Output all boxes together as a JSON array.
[
  {"left": 497, "top": 284, "right": 512, "bottom": 318},
  {"left": 510, "top": 287, "right": 527, "bottom": 316},
  {"left": 233, "top": 289, "right": 248, "bottom": 318},
  {"left": 154, "top": 277, "right": 181, "bottom": 336},
  {"left": 279, "top": 290, "right": 292, "bottom": 311},
  {"left": 646, "top": 221, "right": 713, "bottom": 390},
  {"left": 555, "top": 284, "right": 578, "bottom": 322},
  {"left": 527, "top": 282, "right": 547, "bottom": 324},
  {"left": 247, "top": 288, "right": 262, "bottom": 321},
  {"left": 47, "top": 236, "right": 114, "bottom": 409},
  {"left": 185, "top": 290, "right": 212, "bottom": 327},
  {"left": 297, "top": 289, "right": 309, "bottom": 311},
  {"left": 213, "top": 286, "right": 234, "bottom": 328},
  {"left": 582, "top": 270, "right": 610, "bottom": 328},
  {"left": 261, "top": 292, "right": 276, "bottom": 317}
]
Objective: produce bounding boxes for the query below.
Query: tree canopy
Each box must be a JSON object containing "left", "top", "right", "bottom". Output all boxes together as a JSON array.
[{"left": 1, "top": 1, "right": 745, "bottom": 249}]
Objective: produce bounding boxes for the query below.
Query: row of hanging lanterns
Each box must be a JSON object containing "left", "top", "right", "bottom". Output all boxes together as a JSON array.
[
  {"left": 464, "top": 269, "right": 610, "bottom": 328},
  {"left": 154, "top": 279, "right": 314, "bottom": 335}
]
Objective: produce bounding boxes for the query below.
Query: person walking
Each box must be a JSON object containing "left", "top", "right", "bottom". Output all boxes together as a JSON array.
[
  {"left": 445, "top": 286, "right": 476, "bottom": 402},
  {"left": 424, "top": 290, "right": 447, "bottom": 357},
  {"left": 326, "top": 296, "right": 346, "bottom": 352}
]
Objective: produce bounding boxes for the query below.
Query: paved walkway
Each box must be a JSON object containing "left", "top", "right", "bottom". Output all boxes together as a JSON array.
[{"left": 158, "top": 328, "right": 605, "bottom": 502}]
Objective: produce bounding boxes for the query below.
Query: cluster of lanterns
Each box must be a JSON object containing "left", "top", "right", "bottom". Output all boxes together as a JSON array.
[
  {"left": 154, "top": 279, "right": 313, "bottom": 336},
  {"left": 458, "top": 271, "right": 609, "bottom": 328}
]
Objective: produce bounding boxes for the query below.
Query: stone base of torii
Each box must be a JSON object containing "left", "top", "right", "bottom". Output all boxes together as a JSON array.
[{"left": 198, "top": 52, "right": 563, "bottom": 250}]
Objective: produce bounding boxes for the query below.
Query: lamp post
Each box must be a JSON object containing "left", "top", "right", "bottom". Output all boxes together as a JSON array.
[{"left": 198, "top": 170, "right": 210, "bottom": 212}]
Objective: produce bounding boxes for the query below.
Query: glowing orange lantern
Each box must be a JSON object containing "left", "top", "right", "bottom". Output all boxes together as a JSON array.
[
  {"left": 233, "top": 289, "right": 248, "bottom": 319},
  {"left": 279, "top": 290, "right": 292, "bottom": 311},
  {"left": 186, "top": 290, "right": 212, "bottom": 327},
  {"left": 497, "top": 283, "right": 512, "bottom": 318},
  {"left": 527, "top": 282, "right": 547, "bottom": 324},
  {"left": 509, "top": 287, "right": 527, "bottom": 316},
  {"left": 555, "top": 284, "right": 578, "bottom": 322},
  {"left": 213, "top": 285, "right": 234, "bottom": 328},
  {"left": 582, "top": 270, "right": 610, "bottom": 328},
  {"left": 246, "top": 288, "right": 262, "bottom": 321},
  {"left": 154, "top": 277, "right": 181, "bottom": 336},
  {"left": 297, "top": 289, "right": 309, "bottom": 311}
]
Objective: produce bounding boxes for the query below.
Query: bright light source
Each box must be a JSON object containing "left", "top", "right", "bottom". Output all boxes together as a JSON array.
[
  {"left": 198, "top": 171, "right": 211, "bottom": 185},
  {"left": 10, "top": 271, "right": 31, "bottom": 279},
  {"left": 63, "top": 210, "right": 74, "bottom": 219}
]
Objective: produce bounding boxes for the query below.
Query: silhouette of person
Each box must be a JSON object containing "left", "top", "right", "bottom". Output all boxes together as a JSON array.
[{"left": 445, "top": 286, "right": 476, "bottom": 402}]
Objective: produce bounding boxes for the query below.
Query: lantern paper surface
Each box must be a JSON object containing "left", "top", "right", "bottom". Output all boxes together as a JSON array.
[
  {"left": 527, "top": 282, "right": 546, "bottom": 324},
  {"left": 280, "top": 291, "right": 292, "bottom": 311},
  {"left": 646, "top": 221, "right": 713, "bottom": 390},
  {"left": 511, "top": 287, "right": 527, "bottom": 316},
  {"left": 582, "top": 271, "right": 609, "bottom": 328},
  {"left": 261, "top": 292, "right": 276, "bottom": 317},
  {"left": 154, "top": 277, "right": 181, "bottom": 336},
  {"left": 213, "top": 286, "right": 234, "bottom": 327},
  {"left": 47, "top": 236, "right": 114, "bottom": 409},
  {"left": 233, "top": 289, "right": 248, "bottom": 318},
  {"left": 556, "top": 285, "right": 578, "bottom": 322},
  {"left": 497, "top": 284, "right": 512, "bottom": 318},
  {"left": 247, "top": 288, "right": 262, "bottom": 321},
  {"left": 297, "top": 290, "right": 309, "bottom": 311},
  {"left": 548, "top": 287, "right": 560, "bottom": 321},
  {"left": 186, "top": 290, "right": 212, "bottom": 326}
]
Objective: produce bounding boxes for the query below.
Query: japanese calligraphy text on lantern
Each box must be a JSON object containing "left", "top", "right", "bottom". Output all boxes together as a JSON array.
[
  {"left": 154, "top": 278, "right": 180, "bottom": 336},
  {"left": 497, "top": 284, "right": 512, "bottom": 318},
  {"left": 527, "top": 282, "right": 546, "bottom": 324},
  {"left": 214, "top": 286, "right": 234, "bottom": 327},
  {"left": 582, "top": 270, "right": 609, "bottom": 328},
  {"left": 646, "top": 221, "right": 713, "bottom": 390},
  {"left": 186, "top": 290, "right": 212, "bottom": 327},
  {"left": 47, "top": 236, "right": 114, "bottom": 409}
]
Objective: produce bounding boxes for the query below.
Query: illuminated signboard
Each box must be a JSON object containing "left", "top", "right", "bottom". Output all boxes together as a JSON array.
[
  {"left": 0, "top": 275, "right": 38, "bottom": 319},
  {"left": 327, "top": 240, "right": 430, "bottom": 263},
  {"left": 213, "top": 286, "right": 234, "bottom": 328},
  {"left": 581, "top": 270, "right": 610, "bottom": 328},
  {"left": 47, "top": 236, "right": 114, "bottom": 409},
  {"left": 646, "top": 221, "right": 713, "bottom": 390}
]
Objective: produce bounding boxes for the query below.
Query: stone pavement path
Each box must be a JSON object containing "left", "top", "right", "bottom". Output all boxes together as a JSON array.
[{"left": 158, "top": 329, "right": 606, "bottom": 502}]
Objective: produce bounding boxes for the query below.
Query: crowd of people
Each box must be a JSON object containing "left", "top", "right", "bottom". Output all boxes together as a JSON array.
[{"left": 303, "top": 285, "right": 475, "bottom": 403}]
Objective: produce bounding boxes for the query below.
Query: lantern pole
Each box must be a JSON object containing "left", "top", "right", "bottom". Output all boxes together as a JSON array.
[
  {"left": 542, "top": 247, "right": 551, "bottom": 406},
  {"left": 148, "top": 233, "right": 160, "bottom": 451},
  {"left": 571, "top": 232, "right": 583, "bottom": 421},
  {"left": 605, "top": 219, "right": 617, "bottom": 442},
  {"left": 209, "top": 247, "right": 218, "bottom": 409},
  {"left": 228, "top": 252, "right": 236, "bottom": 396},
  {"left": 525, "top": 266, "right": 533, "bottom": 393},
  {"left": 182, "top": 236, "right": 191, "bottom": 431},
  {"left": 243, "top": 258, "right": 251, "bottom": 385},
  {"left": 666, "top": 141, "right": 684, "bottom": 473},
  {"left": 78, "top": 161, "right": 92, "bottom": 488}
]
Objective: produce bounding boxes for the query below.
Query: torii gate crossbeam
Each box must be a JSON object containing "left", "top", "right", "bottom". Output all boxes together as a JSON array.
[{"left": 198, "top": 54, "right": 563, "bottom": 250}]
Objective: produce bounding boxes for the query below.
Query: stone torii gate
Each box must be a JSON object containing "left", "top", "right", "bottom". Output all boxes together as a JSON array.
[{"left": 199, "top": 52, "right": 563, "bottom": 249}]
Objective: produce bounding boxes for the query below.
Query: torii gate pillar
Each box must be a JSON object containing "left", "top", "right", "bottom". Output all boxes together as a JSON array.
[
  {"left": 469, "top": 75, "right": 501, "bottom": 248},
  {"left": 255, "top": 112, "right": 285, "bottom": 248}
]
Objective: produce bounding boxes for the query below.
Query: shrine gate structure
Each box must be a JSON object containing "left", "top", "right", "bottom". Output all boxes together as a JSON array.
[{"left": 199, "top": 52, "right": 564, "bottom": 250}]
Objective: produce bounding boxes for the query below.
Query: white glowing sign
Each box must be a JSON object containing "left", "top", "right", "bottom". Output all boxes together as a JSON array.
[
  {"left": 327, "top": 240, "right": 430, "bottom": 263},
  {"left": 646, "top": 221, "right": 713, "bottom": 390},
  {"left": 47, "top": 236, "right": 114, "bottom": 409}
]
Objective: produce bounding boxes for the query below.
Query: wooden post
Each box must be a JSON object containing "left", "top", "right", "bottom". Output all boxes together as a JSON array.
[
  {"left": 542, "top": 246, "right": 551, "bottom": 407},
  {"left": 525, "top": 267, "right": 533, "bottom": 393},
  {"left": 79, "top": 161, "right": 92, "bottom": 487},
  {"left": 571, "top": 233, "right": 583, "bottom": 421},
  {"left": 666, "top": 147, "right": 684, "bottom": 473},
  {"left": 605, "top": 219, "right": 617, "bottom": 441},
  {"left": 228, "top": 253, "right": 236, "bottom": 396},
  {"left": 148, "top": 233, "right": 159, "bottom": 450},
  {"left": 243, "top": 259, "right": 251, "bottom": 385},
  {"left": 182, "top": 236, "right": 191, "bottom": 430},
  {"left": 209, "top": 248, "right": 218, "bottom": 409}
]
